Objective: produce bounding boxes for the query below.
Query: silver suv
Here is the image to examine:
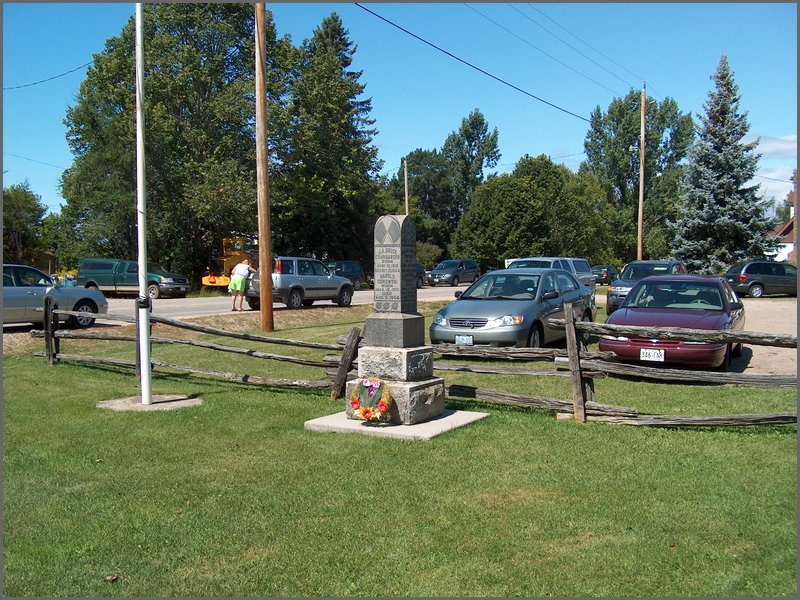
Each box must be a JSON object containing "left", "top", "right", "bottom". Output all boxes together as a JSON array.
[
  {"left": 245, "top": 256, "right": 354, "bottom": 310},
  {"left": 508, "top": 257, "right": 596, "bottom": 293}
]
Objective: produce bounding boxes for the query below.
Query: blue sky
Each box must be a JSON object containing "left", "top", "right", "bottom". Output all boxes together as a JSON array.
[{"left": 3, "top": 2, "right": 797, "bottom": 216}]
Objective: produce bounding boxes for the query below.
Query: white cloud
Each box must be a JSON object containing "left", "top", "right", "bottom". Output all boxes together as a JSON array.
[{"left": 749, "top": 135, "right": 797, "bottom": 159}]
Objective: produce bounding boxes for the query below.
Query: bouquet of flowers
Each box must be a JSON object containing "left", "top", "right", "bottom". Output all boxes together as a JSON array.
[{"left": 349, "top": 377, "right": 392, "bottom": 422}]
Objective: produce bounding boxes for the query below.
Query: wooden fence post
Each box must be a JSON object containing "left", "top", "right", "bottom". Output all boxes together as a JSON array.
[
  {"left": 44, "top": 297, "right": 54, "bottom": 366},
  {"left": 331, "top": 327, "right": 361, "bottom": 400},
  {"left": 564, "top": 303, "right": 587, "bottom": 423}
]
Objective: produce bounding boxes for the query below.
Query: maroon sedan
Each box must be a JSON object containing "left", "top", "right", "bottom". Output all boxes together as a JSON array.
[{"left": 599, "top": 275, "right": 746, "bottom": 370}]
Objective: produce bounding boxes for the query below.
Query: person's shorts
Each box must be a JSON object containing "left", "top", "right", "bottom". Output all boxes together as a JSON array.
[{"left": 229, "top": 274, "right": 247, "bottom": 292}]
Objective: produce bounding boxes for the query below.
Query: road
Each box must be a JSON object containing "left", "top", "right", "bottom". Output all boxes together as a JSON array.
[{"left": 104, "top": 285, "right": 465, "bottom": 322}]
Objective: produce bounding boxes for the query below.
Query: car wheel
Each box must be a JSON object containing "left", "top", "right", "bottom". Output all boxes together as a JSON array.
[
  {"left": 147, "top": 283, "right": 160, "bottom": 299},
  {"left": 748, "top": 284, "right": 764, "bottom": 298},
  {"left": 452, "top": 277, "right": 459, "bottom": 287},
  {"left": 417, "top": 276, "right": 424, "bottom": 289},
  {"left": 527, "top": 323, "right": 543, "bottom": 348},
  {"left": 715, "top": 345, "right": 732, "bottom": 372},
  {"left": 68, "top": 299, "right": 98, "bottom": 329},
  {"left": 302, "top": 299, "right": 315, "bottom": 307},
  {"left": 337, "top": 287, "right": 353, "bottom": 307},
  {"left": 353, "top": 278, "right": 362, "bottom": 291},
  {"left": 579, "top": 310, "right": 593, "bottom": 348},
  {"left": 246, "top": 297, "right": 260, "bottom": 310},
  {"left": 287, "top": 289, "right": 303, "bottom": 309}
]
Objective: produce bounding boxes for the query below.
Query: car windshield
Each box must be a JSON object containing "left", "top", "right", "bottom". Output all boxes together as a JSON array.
[
  {"left": 624, "top": 281, "right": 723, "bottom": 310},
  {"left": 619, "top": 263, "right": 671, "bottom": 280},
  {"left": 509, "top": 259, "right": 550, "bottom": 269},
  {"left": 461, "top": 273, "right": 540, "bottom": 300},
  {"left": 435, "top": 260, "right": 459, "bottom": 270},
  {"left": 147, "top": 262, "right": 167, "bottom": 274}
]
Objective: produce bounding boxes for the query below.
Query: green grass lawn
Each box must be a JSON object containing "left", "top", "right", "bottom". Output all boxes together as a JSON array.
[{"left": 3, "top": 303, "right": 796, "bottom": 597}]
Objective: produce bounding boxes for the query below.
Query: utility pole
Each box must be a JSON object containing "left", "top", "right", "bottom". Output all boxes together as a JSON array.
[
  {"left": 404, "top": 158, "right": 409, "bottom": 215},
  {"left": 255, "top": 3, "right": 274, "bottom": 332},
  {"left": 637, "top": 83, "right": 646, "bottom": 260}
]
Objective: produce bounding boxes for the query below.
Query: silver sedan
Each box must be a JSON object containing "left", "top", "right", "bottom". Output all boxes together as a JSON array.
[
  {"left": 429, "top": 268, "right": 596, "bottom": 348},
  {"left": 3, "top": 264, "right": 108, "bottom": 328}
]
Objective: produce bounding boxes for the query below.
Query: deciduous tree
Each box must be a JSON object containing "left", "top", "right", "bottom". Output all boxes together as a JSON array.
[{"left": 3, "top": 181, "right": 47, "bottom": 263}]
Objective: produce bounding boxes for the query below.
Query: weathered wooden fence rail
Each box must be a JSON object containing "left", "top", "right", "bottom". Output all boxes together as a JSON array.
[{"left": 34, "top": 303, "right": 360, "bottom": 398}]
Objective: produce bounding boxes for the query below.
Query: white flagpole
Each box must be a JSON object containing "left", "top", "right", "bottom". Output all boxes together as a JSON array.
[{"left": 135, "top": 3, "right": 152, "bottom": 404}]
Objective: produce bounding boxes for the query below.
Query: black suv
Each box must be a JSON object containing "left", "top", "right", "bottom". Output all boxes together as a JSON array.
[
  {"left": 606, "top": 259, "right": 688, "bottom": 314},
  {"left": 726, "top": 260, "right": 797, "bottom": 298},
  {"left": 591, "top": 264, "right": 620, "bottom": 285},
  {"left": 326, "top": 260, "right": 366, "bottom": 290}
]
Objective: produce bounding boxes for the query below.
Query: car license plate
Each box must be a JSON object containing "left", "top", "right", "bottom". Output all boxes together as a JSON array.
[
  {"left": 640, "top": 348, "right": 664, "bottom": 362},
  {"left": 454, "top": 335, "right": 474, "bottom": 346}
]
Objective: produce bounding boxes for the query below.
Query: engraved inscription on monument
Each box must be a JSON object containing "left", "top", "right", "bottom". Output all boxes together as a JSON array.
[{"left": 373, "top": 215, "right": 416, "bottom": 314}]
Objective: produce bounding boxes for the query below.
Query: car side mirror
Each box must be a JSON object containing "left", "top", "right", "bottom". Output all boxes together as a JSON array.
[
  {"left": 730, "top": 301, "right": 744, "bottom": 311},
  {"left": 454, "top": 291, "right": 462, "bottom": 299},
  {"left": 542, "top": 290, "right": 559, "bottom": 300}
]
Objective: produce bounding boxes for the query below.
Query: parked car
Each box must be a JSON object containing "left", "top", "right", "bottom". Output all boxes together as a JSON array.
[
  {"left": 427, "top": 259, "right": 481, "bottom": 286},
  {"left": 591, "top": 264, "right": 620, "bottom": 285},
  {"left": 77, "top": 257, "right": 190, "bottom": 299},
  {"left": 429, "top": 268, "right": 596, "bottom": 348},
  {"left": 415, "top": 263, "right": 427, "bottom": 288},
  {"left": 508, "top": 257, "right": 596, "bottom": 293},
  {"left": 599, "top": 275, "right": 745, "bottom": 370},
  {"left": 4, "top": 264, "right": 108, "bottom": 328},
  {"left": 245, "top": 256, "right": 353, "bottom": 310},
  {"left": 606, "top": 259, "right": 688, "bottom": 314},
  {"left": 725, "top": 260, "right": 797, "bottom": 298},
  {"left": 325, "top": 259, "right": 367, "bottom": 290}
]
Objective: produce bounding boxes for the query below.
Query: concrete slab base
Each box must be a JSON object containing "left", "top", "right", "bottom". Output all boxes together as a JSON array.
[
  {"left": 304, "top": 409, "right": 489, "bottom": 441},
  {"left": 96, "top": 394, "right": 202, "bottom": 412}
]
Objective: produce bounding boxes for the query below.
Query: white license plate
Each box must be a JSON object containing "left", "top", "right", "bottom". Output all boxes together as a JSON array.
[
  {"left": 454, "top": 335, "right": 474, "bottom": 345},
  {"left": 640, "top": 348, "right": 665, "bottom": 362}
]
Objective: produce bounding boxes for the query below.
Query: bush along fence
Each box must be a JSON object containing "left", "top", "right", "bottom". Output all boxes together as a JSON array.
[
  {"left": 33, "top": 299, "right": 361, "bottom": 400},
  {"left": 34, "top": 301, "right": 796, "bottom": 427}
]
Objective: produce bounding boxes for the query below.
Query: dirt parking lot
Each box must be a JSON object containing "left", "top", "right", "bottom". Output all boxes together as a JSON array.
[
  {"left": 3, "top": 297, "right": 796, "bottom": 375},
  {"left": 734, "top": 297, "right": 797, "bottom": 375}
]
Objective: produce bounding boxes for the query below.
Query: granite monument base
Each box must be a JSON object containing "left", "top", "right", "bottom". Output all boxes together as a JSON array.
[
  {"left": 363, "top": 312, "right": 425, "bottom": 348},
  {"left": 345, "top": 377, "right": 445, "bottom": 425}
]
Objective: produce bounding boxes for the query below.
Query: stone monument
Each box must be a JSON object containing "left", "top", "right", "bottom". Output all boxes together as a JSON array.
[{"left": 345, "top": 215, "right": 445, "bottom": 425}]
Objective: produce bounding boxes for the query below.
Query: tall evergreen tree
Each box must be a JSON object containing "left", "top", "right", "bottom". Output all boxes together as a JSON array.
[
  {"left": 271, "top": 13, "right": 381, "bottom": 261},
  {"left": 670, "top": 55, "right": 778, "bottom": 275}
]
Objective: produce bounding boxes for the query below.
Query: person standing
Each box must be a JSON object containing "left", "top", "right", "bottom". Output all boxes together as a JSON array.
[{"left": 229, "top": 258, "right": 255, "bottom": 311}]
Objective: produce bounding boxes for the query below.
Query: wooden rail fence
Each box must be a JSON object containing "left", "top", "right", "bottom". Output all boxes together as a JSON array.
[
  {"left": 33, "top": 301, "right": 361, "bottom": 399},
  {"left": 34, "top": 301, "right": 796, "bottom": 427}
]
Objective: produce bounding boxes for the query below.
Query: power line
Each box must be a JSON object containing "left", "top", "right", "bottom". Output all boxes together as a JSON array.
[
  {"left": 354, "top": 3, "right": 589, "bottom": 123},
  {"left": 3, "top": 61, "right": 93, "bottom": 91},
  {"left": 4, "top": 152, "right": 66, "bottom": 170},
  {"left": 505, "top": 3, "right": 637, "bottom": 91},
  {"left": 525, "top": 3, "right": 663, "bottom": 100},
  {"left": 464, "top": 4, "right": 624, "bottom": 97},
  {"left": 755, "top": 173, "right": 793, "bottom": 183}
]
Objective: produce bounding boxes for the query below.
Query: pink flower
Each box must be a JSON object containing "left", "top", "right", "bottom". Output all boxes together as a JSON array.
[{"left": 363, "top": 378, "right": 382, "bottom": 398}]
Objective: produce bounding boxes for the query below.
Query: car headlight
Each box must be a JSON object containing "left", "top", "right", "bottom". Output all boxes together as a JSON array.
[
  {"left": 486, "top": 315, "right": 524, "bottom": 328},
  {"left": 609, "top": 285, "right": 631, "bottom": 293},
  {"left": 600, "top": 335, "right": 629, "bottom": 341},
  {"left": 160, "top": 277, "right": 174, "bottom": 283},
  {"left": 440, "top": 273, "right": 452, "bottom": 279},
  {"left": 433, "top": 314, "right": 447, "bottom": 326}
]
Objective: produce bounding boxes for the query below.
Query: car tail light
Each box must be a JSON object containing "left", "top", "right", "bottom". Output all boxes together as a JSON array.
[
  {"left": 275, "top": 258, "right": 283, "bottom": 274},
  {"left": 738, "top": 274, "right": 747, "bottom": 282}
]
